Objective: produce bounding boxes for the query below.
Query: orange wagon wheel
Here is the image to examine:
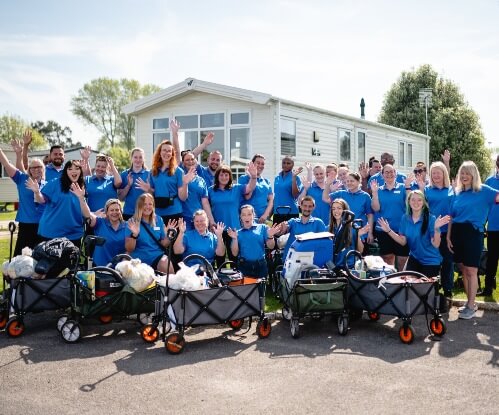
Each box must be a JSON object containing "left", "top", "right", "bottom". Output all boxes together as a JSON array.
[
  {"left": 165, "top": 333, "right": 186, "bottom": 354},
  {"left": 141, "top": 324, "right": 160, "bottom": 343},
  {"left": 0, "top": 312, "right": 8, "bottom": 330},
  {"left": 6, "top": 318, "right": 25, "bottom": 338},
  {"left": 399, "top": 325, "right": 415, "bottom": 344},
  {"left": 257, "top": 318, "right": 272, "bottom": 338},
  {"left": 430, "top": 318, "right": 446, "bottom": 337},
  {"left": 98, "top": 315, "right": 113, "bottom": 324}
]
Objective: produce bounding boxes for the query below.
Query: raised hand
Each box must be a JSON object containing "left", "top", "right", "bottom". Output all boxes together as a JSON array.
[
  {"left": 203, "top": 131, "right": 215, "bottom": 146},
  {"left": 127, "top": 218, "right": 140, "bottom": 236},
  {"left": 435, "top": 215, "right": 451, "bottom": 229},
  {"left": 106, "top": 156, "right": 115, "bottom": 169},
  {"left": 177, "top": 218, "right": 186, "bottom": 233},
  {"left": 183, "top": 166, "right": 197, "bottom": 184},
  {"left": 94, "top": 208, "right": 106, "bottom": 218},
  {"left": 213, "top": 222, "right": 224, "bottom": 238},
  {"left": 370, "top": 179, "right": 379, "bottom": 193},
  {"left": 166, "top": 218, "right": 178, "bottom": 231},
  {"left": 135, "top": 177, "right": 151, "bottom": 192},
  {"left": 377, "top": 217, "right": 391, "bottom": 233},
  {"left": 25, "top": 177, "right": 40, "bottom": 193},
  {"left": 302, "top": 178, "right": 311, "bottom": 190},
  {"left": 246, "top": 161, "right": 258, "bottom": 178},
  {"left": 227, "top": 227, "right": 238, "bottom": 239},
  {"left": 170, "top": 119, "right": 180, "bottom": 135},
  {"left": 10, "top": 139, "right": 22, "bottom": 154},
  {"left": 69, "top": 182, "right": 85, "bottom": 199},
  {"left": 292, "top": 166, "right": 304, "bottom": 176},
  {"left": 267, "top": 222, "right": 282, "bottom": 238},
  {"left": 441, "top": 149, "right": 451, "bottom": 164},
  {"left": 358, "top": 161, "right": 369, "bottom": 178},
  {"left": 404, "top": 174, "right": 414, "bottom": 188},
  {"left": 80, "top": 146, "right": 91, "bottom": 161},
  {"left": 330, "top": 180, "right": 342, "bottom": 192},
  {"left": 22, "top": 130, "right": 33, "bottom": 147}
]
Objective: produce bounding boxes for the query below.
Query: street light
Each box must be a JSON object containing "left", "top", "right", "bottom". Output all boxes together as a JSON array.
[{"left": 419, "top": 88, "right": 433, "bottom": 136}]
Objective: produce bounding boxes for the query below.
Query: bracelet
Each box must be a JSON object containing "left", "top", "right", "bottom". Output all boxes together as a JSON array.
[
  {"left": 387, "top": 229, "right": 392, "bottom": 234},
  {"left": 130, "top": 233, "right": 138, "bottom": 239},
  {"left": 267, "top": 236, "right": 274, "bottom": 240}
]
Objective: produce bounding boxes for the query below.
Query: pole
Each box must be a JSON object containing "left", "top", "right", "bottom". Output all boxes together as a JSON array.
[{"left": 425, "top": 96, "right": 429, "bottom": 136}]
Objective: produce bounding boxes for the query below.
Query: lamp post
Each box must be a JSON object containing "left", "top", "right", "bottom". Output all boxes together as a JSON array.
[{"left": 419, "top": 88, "right": 433, "bottom": 136}]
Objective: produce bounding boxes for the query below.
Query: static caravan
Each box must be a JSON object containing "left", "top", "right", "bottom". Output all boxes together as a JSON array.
[
  {"left": 0, "top": 143, "right": 18, "bottom": 206},
  {"left": 123, "top": 78, "right": 429, "bottom": 181}
]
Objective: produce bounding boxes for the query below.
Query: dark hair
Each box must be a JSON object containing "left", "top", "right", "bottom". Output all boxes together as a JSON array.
[
  {"left": 369, "top": 158, "right": 379, "bottom": 168},
  {"left": 50, "top": 145, "right": 64, "bottom": 153},
  {"left": 348, "top": 172, "right": 361, "bottom": 182},
  {"left": 213, "top": 165, "right": 233, "bottom": 190},
  {"left": 252, "top": 154, "right": 265, "bottom": 163},
  {"left": 60, "top": 160, "right": 84, "bottom": 193}
]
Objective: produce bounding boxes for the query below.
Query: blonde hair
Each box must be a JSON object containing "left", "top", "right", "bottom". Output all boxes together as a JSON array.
[
  {"left": 133, "top": 193, "right": 157, "bottom": 227},
  {"left": 429, "top": 161, "right": 450, "bottom": 188},
  {"left": 455, "top": 161, "right": 482, "bottom": 194},
  {"left": 28, "top": 158, "right": 45, "bottom": 180},
  {"left": 104, "top": 198, "right": 124, "bottom": 223}
]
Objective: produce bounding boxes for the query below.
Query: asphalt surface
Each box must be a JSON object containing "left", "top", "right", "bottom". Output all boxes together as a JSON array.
[{"left": 1, "top": 307, "right": 499, "bottom": 415}]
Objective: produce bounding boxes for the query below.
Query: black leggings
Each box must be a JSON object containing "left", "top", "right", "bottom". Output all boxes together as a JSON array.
[{"left": 14, "top": 222, "right": 42, "bottom": 257}]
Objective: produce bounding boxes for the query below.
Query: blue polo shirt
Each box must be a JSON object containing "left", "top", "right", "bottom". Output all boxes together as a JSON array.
[
  {"left": 150, "top": 166, "right": 184, "bottom": 216},
  {"left": 306, "top": 182, "right": 330, "bottom": 226},
  {"left": 12, "top": 170, "right": 46, "bottom": 223},
  {"left": 236, "top": 224, "right": 268, "bottom": 261},
  {"left": 39, "top": 179, "right": 84, "bottom": 240},
  {"left": 450, "top": 184, "right": 499, "bottom": 232},
  {"left": 45, "top": 164, "right": 63, "bottom": 182},
  {"left": 330, "top": 189, "right": 372, "bottom": 227},
  {"left": 196, "top": 164, "right": 215, "bottom": 188},
  {"left": 238, "top": 174, "right": 273, "bottom": 218},
  {"left": 182, "top": 229, "right": 218, "bottom": 264},
  {"left": 180, "top": 174, "right": 208, "bottom": 224},
  {"left": 93, "top": 217, "right": 127, "bottom": 266},
  {"left": 208, "top": 184, "right": 247, "bottom": 229},
  {"left": 125, "top": 216, "right": 166, "bottom": 265},
  {"left": 283, "top": 216, "right": 326, "bottom": 260},
  {"left": 485, "top": 174, "right": 499, "bottom": 231},
  {"left": 120, "top": 168, "right": 151, "bottom": 216},
  {"left": 399, "top": 214, "right": 441, "bottom": 265},
  {"left": 273, "top": 172, "right": 302, "bottom": 214},
  {"left": 84, "top": 175, "right": 118, "bottom": 212},
  {"left": 373, "top": 182, "right": 407, "bottom": 232},
  {"left": 424, "top": 186, "right": 454, "bottom": 233},
  {"left": 368, "top": 171, "right": 406, "bottom": 188}
]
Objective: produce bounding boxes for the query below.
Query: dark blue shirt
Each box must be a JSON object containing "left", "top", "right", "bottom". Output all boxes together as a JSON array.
[
  {"left": 306, "top": 183, "right": 330, "bottom": 226},
  {"left": 485, "top": 174, "right": 499, "bottom": 231},
  {"left": 93, "top": 217, "right": 126, "bottom": 266},
  {"left": 373, "top": 182, "right": 407, "bottom": 232},
  {"left": 84, "top": 175, "right": 118, "bottom": 212},
  {"left": 44, "top": 164, "right": 63, "bottom": 182},
  {"left": 239, "top": 174, "right": 273, "bottom": 218},
  {"left": 208, "top": 184, "right": 247, "bottom": 229},
  {"left": 180, "top": 174, "right": 208, "bottom": 222},
  {"left": 399, "top": 214, "right": 441, "bottom": 265},
  {"left": 149, "top": 166, "right": 184, "bottom": 216},
  {"left": 182, "top": 229, "right": 218, "bottom": 264},
  {"left": 424, "top": 185, "right": 454, "bottom": 233},
  {"left": 236, "top": 224, "right": 268, "bottom": 261},
  {"left": 12, "top": 170, "right": 46, "bottom": 223},
  {"left": 273, "top": 172, "right": 302, "bottom": 214},
  {"left": 368, "top": 171, "right": 406, "bottom": 188},
  {"left": 120, "top": 168, "right": 151, "bottom": 216}
]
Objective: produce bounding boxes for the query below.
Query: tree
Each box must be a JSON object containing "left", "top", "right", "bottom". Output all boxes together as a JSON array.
[
  {"left": 31, "top": 120, "right": 80, "bottom": 148},
  {"left": 106, "top": 146, "right": 131, "bottom": 172},
  {"left": 378, "top": 64, "right": 491, "bottom": 178},
  {"left": 71, "top": 78, "right": 161, "bottom": 150},
  {"left": 0, "top": 114, "right": 46, "bottom": 148}
]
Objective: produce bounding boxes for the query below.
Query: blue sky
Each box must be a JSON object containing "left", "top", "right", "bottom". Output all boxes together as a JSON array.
[{"left": 1, "top": 0, "right": 498, "bottom": 149}]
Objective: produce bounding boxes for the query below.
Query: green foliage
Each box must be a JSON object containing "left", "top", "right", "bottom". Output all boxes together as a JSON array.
[
  {"left": 379, "top": 64, "right": 492, "bottom": 178},
  {"left": 71, "top": 78, "right": 161, "bottom": 151},
  {"left": 106, "top": 146, "right": 131, "bottom": 171},
  {"left": 0, "top": 114, "right": 46, "bottom": 149},
  {"left": 31, "top": 120, "right": 81, "bottom": 149}
]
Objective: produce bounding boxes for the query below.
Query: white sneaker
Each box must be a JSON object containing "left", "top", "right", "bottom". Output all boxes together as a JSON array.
[
  {"left": 458, "top": 304, "right": 478, "bottom": 313},
  {"left": 458, "top": 306, "right": 476, "bottom": 320}
]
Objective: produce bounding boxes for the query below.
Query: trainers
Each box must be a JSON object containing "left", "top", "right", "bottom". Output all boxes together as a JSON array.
[
  {"left": 458, "top": 306, "right": 475, "bottom": 320},
  {"left": 458, "top": 304, "right": 478, "bottom": 313}
]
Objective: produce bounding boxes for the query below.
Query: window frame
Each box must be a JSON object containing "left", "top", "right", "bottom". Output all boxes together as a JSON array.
[{"left": 338, "top": 128, "right": 352, "bottom": 163}]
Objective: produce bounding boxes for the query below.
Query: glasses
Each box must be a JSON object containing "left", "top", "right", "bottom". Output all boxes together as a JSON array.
[
  {"left": 413, "top": 169, "right": 425, "bottom": 174},
  {"left": 30, "top": 166, "right": 43, "bottom": 170}
]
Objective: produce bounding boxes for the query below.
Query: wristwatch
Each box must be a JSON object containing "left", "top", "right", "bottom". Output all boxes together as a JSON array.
[{"left": 130, "top": 233, "right": 138, "bottom": 239}]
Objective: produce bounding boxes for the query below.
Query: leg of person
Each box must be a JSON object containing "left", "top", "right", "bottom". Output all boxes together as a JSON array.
[
  {"left": 14, "top": 222, "right": 40, "bottom": 256},
  {"left": 155, "top": 254, "right": 174, "bottom": 274},
  {"left": 396, "top": 256, "right": 408, "bottom": 272},
  {"left": 376, "top": 230, "right": 395, "bottom": 266},
  {"left": 459, "top": 265, "right": 479, "bottom": 319},
  {"left": 483, "top": 230, "right": 499, "bottom": 295},
  {"left": 439, "top": 233, "right": 454, "bottom": 296}
]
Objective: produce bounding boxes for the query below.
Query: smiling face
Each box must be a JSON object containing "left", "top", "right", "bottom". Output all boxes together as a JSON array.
[
  {"left": 106, "top": 202, "right": 122, "bottom": 223},
  {"left": 345, "top": 175, "right": 359, "bottom": 191},
  {"left": 431, "top": 166, "right": 444, "bottom": 187},
  {"left": 253, "top": 157, "right": 265, "bottom": 176},
  {"left": 208, "top": 152, "right": 222, "bottom": 172},
  {"left": 313, "top": 166, "right": 325, "bottom": 184},
  {"left": 193, "top": 212, "right": 208, "bottom": 234},
  {"left": 160, "top": 143, "right": 173, "bottom": 166},
  {"left": 300, "top": 200, "right": 315, "bottom": 217},
  {"left": 141, "top": 197, "right": 154, "bottom": 218},
  {"left": 28, "top": 162, "right": 44, "bottom": 180},
  {"left": 66, "top": 164, "right": 82, "bottom": 183},
  {"left": 331, "top": 201, "right": 344, "bottom": 222},
  {"left": 408, "top": 193, "right": 424, "bottom": 214},
  {"left": 182, "top": 152, "right": 197, "bottom": 169},
  {"left": 240, "top": 206, "right": 255, "bottom": 228},
  {"left": 218, "top": 171, "right": 231, "bottom": 187},
  {"left": 281, "top": 158, "right": 294, "bottom": 173},
  {"left": 382, "top": 165, "right": 396, "bottom": 185},
  {"left": 131, "top": 150, "right": 144, "bottom": 170},
  {"left": 94, "top": 160, "right": 108, "bottom": 178},
  {"left": 337, "top": 167, "right": 349, "bottom": 182},
  {"left": 50, "top": 148, "right": 65, "bottom": 167},
  {"left": 459, "top": 169, "right": 473, "bottom": 188}
]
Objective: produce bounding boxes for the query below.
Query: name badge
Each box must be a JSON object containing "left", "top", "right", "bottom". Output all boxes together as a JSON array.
[
  {"left": 394, "top": 190, "right": 401, "bottom": 194},
  {"left": 154, "top": 227, "right": 160, "bottom": 231}
]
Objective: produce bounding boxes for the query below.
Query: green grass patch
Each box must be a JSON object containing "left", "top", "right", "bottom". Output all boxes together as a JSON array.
[{"left": 264, "top": 293, "right": 282, "bottom": 313}]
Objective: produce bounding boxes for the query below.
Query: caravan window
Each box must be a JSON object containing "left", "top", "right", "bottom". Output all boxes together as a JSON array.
[
  {"left": 339, "top": 129, "right": 352, "bottom": 162},
  {"left": 280, "top": 118, "right": 296, "bottom": 156}
]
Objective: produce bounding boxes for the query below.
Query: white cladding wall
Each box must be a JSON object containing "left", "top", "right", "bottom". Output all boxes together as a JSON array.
[
  {"left": 0, "top": 145, "right": 20, "bottom": 202},
  {"left": 135, "top": 91, "right": 274, "bottom": 174}
]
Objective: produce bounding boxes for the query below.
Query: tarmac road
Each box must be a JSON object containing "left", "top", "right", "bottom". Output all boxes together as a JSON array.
[{"left": 1, "top": 308, "right": 498, "bottom": 415}]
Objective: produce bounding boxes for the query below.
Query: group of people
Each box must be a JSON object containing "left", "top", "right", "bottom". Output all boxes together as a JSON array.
[{"left": 1, "top": 126, "right": 498, "bottom": 320}]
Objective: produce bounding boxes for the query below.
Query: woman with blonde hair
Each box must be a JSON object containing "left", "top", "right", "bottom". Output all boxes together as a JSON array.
[
  {"left": 448, "top": 161, "right": 499, "bottom": 319},
  {"left": 119, "top": 147, "right": 151, "bottom": 220},
  {"left": 0, "top": 145, "right": 46, "bottom": 255},
  {"left": 125, "top": 193, "right": 177, "bottom": 273}
]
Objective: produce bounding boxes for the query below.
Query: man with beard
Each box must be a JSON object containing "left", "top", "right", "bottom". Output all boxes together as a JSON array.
[
  {"left": 279, "top": 195, "right": 326, "bottom": 261},
  {"left": 44, "top": 145, "right": 65, "bottom": 182}
]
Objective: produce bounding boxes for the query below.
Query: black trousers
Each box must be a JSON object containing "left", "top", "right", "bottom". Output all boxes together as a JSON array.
[
  {"left": 485, "top": 230, "right": 499, "bottom": 289},
  {"left": 14, "top": 222, "right": 42, "bottom": 257}
]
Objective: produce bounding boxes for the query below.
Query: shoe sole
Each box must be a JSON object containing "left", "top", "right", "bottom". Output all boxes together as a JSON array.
[{"left": 458, "top": 312, "right": 475, "bottom": 320}]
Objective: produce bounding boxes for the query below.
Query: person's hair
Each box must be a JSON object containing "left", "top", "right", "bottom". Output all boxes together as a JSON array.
[
  {"left": 429, "top": 161, "right": 450, "bottom": 188},
  {"left": 326, "top": 163, "right": 338, "bottom": 172},
  {"left": 49, "top": 145, "right": 64, "bottom": 154},
  {"left": 129, "top": 148, "right": 147, "bottom": 170},
  {"left": 209, "top": 150, "right": 223, "bottom": 160},
  {"left": 181, "top": 150, "right": 195, "bottom": 162},
  {"left": 348, "top": 172, "right": 361, "bottom": 182},
  {"left": 300, "top": 195, "right": 315, "bottom": 207},
  {"left": 338, "top": 163, "right": 349, "bottom": 169},
  {"left": 193, "top": 209, "right": 208, "bottom": 220},
  {"left": 240, "top": 204, "right": 255, "bottom": 216},
  {"left": 455, "top": 161, "right": 482, "bottom": 194},
  {"left": 95, "top": 154, "right": 108, "bottom": 164},
  {"left": 104, "top": 198, "right": 124, "bottom": 223},
  {"left": 152, "top": 140, "right": 177, "bottom": 176},
  {"left": 60, "top": 160, "right": 84, "bottom": 193},
  {"left": 133, "top": 193, "right": 157, "bottom": 227},
  {"left": 313, "top": 164, "right": 325, "bottom": 172},
  {"left": 406, "top": 190, "right": 430, "bottom": 235},
  {"left": 382, "top": 163, "right": 395, "bottom": 174},
  {"left": 28, "top": 158, "right": 45, "bottom": 180},
  {"left": 328, "top": 198, "right": 352, "bottom": 247},
  {"left": 369, "top": 158, "right": 379, "bottom": 168},
  {"left": 251, "top": 154, "right": 265, "bottom": 163},
  {"left": 213, "top": 165, "right": 233, "bottom": 190}
]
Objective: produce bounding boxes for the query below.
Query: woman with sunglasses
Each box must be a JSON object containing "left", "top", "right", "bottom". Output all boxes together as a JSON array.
[
  {"left": 0, "top": 141, "right": 46, "bottom": 255},
  {"left": 82, "top": 153, "right": 121, "bottom": 212}
]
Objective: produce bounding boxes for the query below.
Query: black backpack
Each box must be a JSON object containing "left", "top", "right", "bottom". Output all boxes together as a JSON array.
[{"left": 32, "top": 238, "right": 80, "bottom": 277}]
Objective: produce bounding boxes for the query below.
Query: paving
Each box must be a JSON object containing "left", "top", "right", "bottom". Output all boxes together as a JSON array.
[{"left": 0, "top": 307, "right": 498, "bottom": 414}]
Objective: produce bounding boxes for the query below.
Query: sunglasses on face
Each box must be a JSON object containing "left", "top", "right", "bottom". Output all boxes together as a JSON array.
[{"left": 413, "top": 169, "right": 425, "bottom": 174}]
